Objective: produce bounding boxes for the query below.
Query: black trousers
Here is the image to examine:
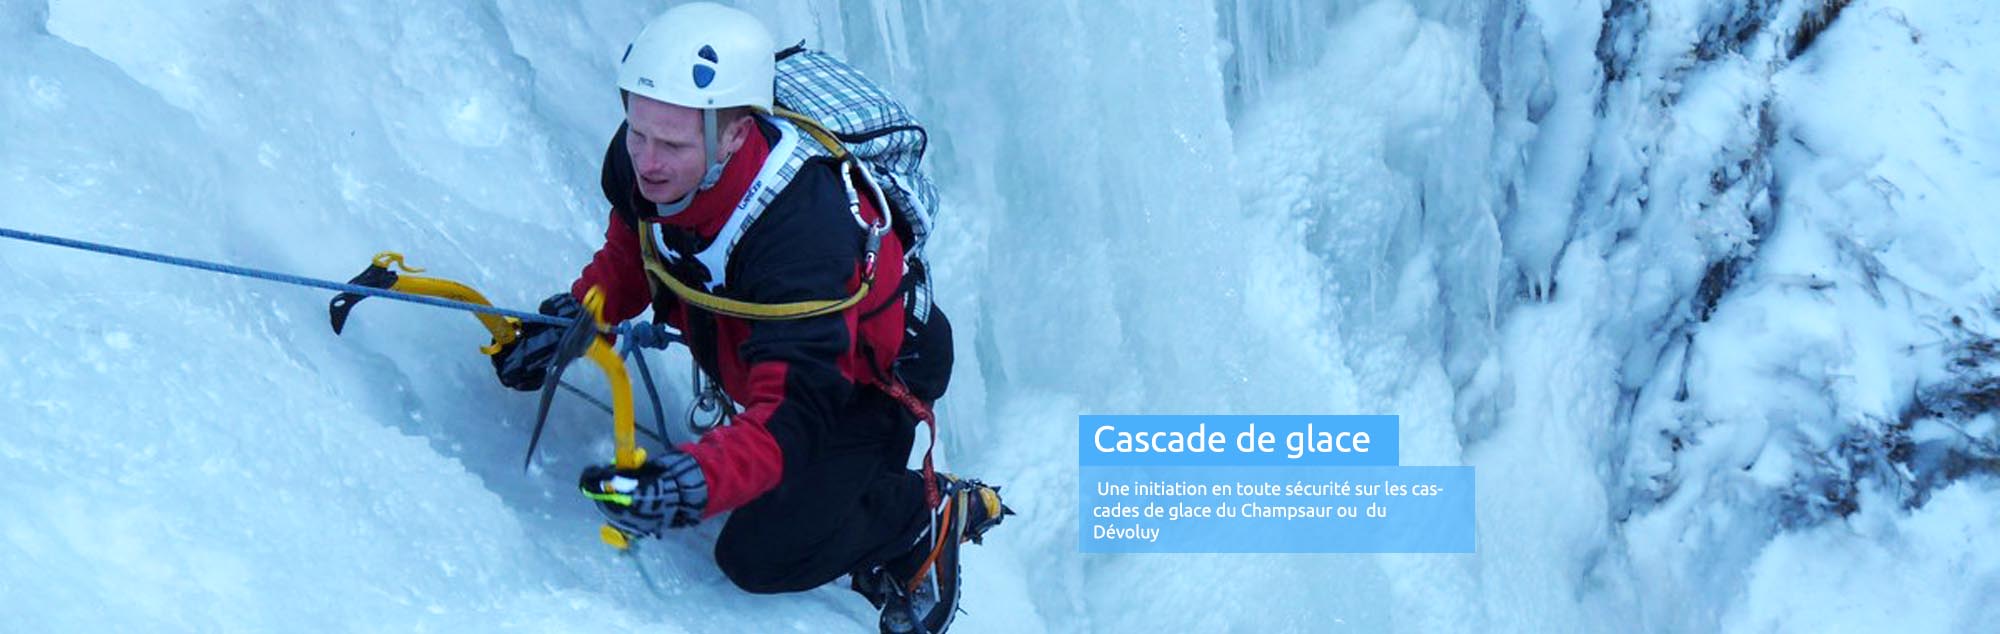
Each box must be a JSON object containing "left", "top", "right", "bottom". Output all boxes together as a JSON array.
[{"left": 712, "top": 388, "right": 931, "bottom": 593}]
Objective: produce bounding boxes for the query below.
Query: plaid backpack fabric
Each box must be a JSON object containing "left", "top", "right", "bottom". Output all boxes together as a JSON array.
[{"left": 773, "top": 46, "right": 939, "bottom": 262}]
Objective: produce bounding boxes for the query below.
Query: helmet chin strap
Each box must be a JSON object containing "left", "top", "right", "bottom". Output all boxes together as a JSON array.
[{"left": 653, "top": 108, "right": 728, "bottom": 217}]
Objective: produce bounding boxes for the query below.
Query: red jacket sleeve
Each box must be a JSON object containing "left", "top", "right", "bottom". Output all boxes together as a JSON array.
[
  {"left": 678, "top": 360, "right": 799, "bottom": 516},
  {"left": 571, "top": 212, "right": 653, "bottom": 324}
]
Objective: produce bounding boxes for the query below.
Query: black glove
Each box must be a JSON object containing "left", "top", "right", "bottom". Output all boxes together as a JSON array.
[
  {"left": 579, "top": 451, "right": 709, "bottom": 538},
  {"left": 490, "top": 292, "right": 582, "bottom": 391}
]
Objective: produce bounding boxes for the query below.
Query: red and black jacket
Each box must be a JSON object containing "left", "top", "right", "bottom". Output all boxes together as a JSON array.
[{"left": 572, "top": 117, "right": 945, "bottom": 517}]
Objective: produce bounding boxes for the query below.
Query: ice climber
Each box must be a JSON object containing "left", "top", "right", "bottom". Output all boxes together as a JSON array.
[{"left": 486, "top": 4, "right": 1009, "bottom": 633}]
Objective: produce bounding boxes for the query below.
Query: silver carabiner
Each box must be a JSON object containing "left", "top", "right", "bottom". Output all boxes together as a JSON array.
[{"left": 686, "top": 357, "right": 733, "bottom": 435}]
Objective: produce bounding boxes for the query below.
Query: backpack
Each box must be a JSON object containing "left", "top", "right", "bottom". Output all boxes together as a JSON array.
[
  {"left": 772, "top": 44, "right": 939, "bottom": 270},
  {"left": 769, "top": 44, "right": 950, "bottom": 403}
]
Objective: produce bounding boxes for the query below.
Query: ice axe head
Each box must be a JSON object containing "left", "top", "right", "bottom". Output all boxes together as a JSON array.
[
  {"left": 328, "top": 260, "right": 401, "bottom": 335},
  {"left": 522, "top": 310, "right": 604, "bottom": 472}
]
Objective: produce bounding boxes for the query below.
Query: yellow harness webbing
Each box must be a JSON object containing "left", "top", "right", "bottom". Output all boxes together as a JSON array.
[{"left": 641, "top": 244, "right": 873, "bottom": 320}]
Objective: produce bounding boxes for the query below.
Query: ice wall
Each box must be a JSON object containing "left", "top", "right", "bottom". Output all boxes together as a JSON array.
[{"left": 3, "top": 0, "right": 1995, "bottom": 632}]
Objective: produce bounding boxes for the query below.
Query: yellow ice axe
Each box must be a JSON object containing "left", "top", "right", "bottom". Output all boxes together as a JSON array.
[
  {"left": 580, "top": 287, "right": 646, "bottom": 469},
  {"left": 327, "top": 252, "right": 522, "bottom": 354},
  {"left": 570, "top": 286, "right": 645, "bottom": 550},
  {"left": 327, "top": 254, "right": 645, "bottom": 550}
]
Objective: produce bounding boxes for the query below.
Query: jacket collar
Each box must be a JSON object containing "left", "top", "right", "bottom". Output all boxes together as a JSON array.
[{"left": 655, "top": 116, "right": 775, "bottom": 240}]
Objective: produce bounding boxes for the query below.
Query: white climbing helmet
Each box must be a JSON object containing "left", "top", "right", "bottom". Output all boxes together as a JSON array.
[{"left": 618, "top": 2, "right": 776, "bottom": 112}]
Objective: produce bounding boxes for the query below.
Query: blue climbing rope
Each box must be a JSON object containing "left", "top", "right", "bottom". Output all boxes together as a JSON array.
[{"left": 0, "top": 225, "right": 663, "bottom": 338}]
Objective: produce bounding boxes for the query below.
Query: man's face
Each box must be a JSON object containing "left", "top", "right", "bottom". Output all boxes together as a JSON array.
[
  {"left": 624, "top": 94, "right": 753, "bottom": 205},
  {"left": 625, "top": 94, "right": 709, "bottom": 204}
]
